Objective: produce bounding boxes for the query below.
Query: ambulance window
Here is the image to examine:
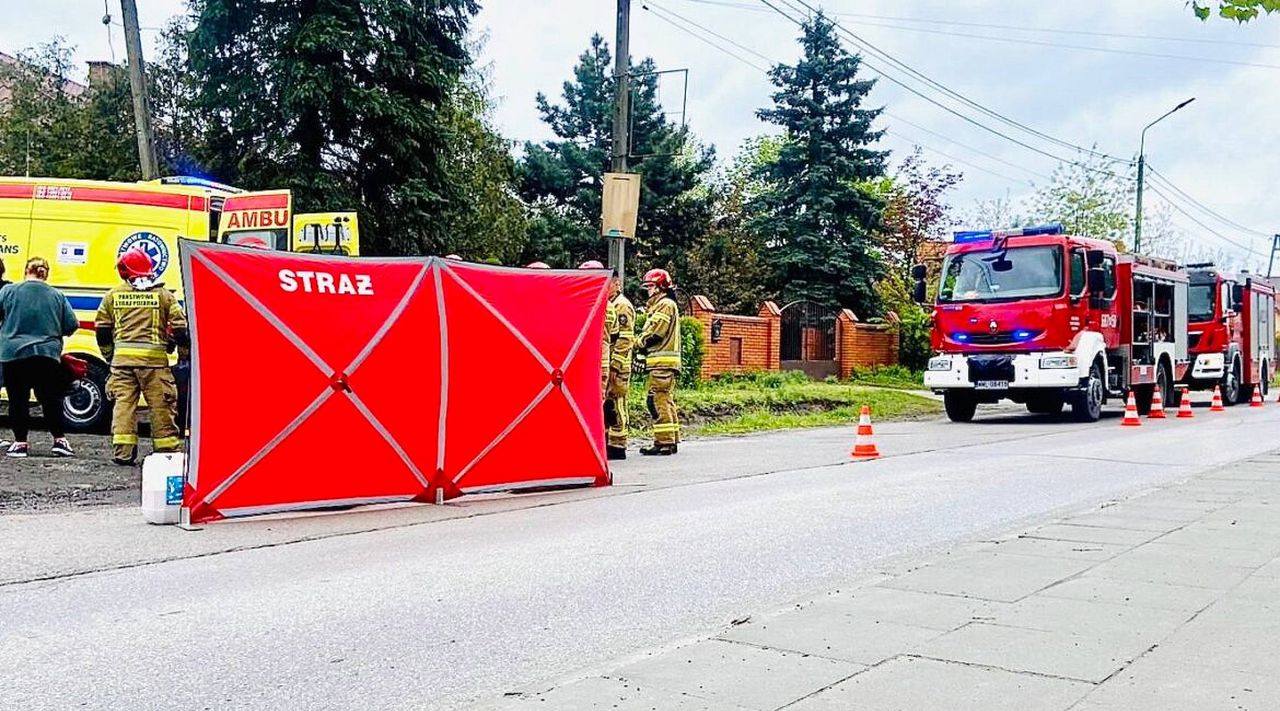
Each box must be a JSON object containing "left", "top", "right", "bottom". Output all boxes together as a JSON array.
[
  {"left": 224, "top": 229, "right": 288, "bottom": 251},
  {"left": 1070, "top": 249, "right": 1087, "bottom": 296},
  {"left": 1103, "top": 257, "right": 1117, "bottom": 299}
]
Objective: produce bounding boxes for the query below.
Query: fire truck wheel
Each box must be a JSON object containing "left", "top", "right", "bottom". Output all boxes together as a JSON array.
[
  {"left": 1071, "top": 361, "right": 1105, "bottom": 423},
  {"left": 1224, "top": 357, "right": 1242, "bottom": 406},
  {"left": 943, "top": 392, "right": 977, "bottom": 422},
  {"left": 1261, "top": 364, "right": 1270, "bottom": 398},
  {"left": 62, "top": 360, "right": 112, "bottom": 433}
]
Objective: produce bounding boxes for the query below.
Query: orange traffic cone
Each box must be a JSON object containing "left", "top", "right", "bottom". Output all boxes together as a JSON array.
[
  {"left": 850, "top": 405, "right": 880, "bottom": 459},
  {"left": 1148, "top": 386, "right": 1167, "bottom": 419},
  {"left": 1210, "top": 384, "right": 1226, "bottom": 412},
  {"left": 1250, "top": 387, "right": 1264, "bottom": 408},
  {"left": 1121, "top": 391, "right": 1142, "bottom": 427},
  {"left": 1177, "top": 386, "right": 1195, "bottom": 418}
]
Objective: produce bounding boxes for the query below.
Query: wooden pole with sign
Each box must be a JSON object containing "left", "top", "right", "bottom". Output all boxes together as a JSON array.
[{"left": 609, "top": 0, "right": 631, "bottom": 284}]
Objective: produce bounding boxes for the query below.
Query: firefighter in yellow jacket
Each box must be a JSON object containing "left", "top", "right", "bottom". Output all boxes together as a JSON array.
[
  {"left": 579, "top": 261, "right": 613, "bottom": 393},
  {"left": 605, "top": 269, "right": 634, "bottom": 460},
  {"left": 95, "top": 247, "right": 188, "bottom": 465},
  {"left": 638, "top": 268, "right": 680, "bottom": 455}
]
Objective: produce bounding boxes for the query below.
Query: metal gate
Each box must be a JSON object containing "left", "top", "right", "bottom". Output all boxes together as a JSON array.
[{"left": 780, "top": 300, "right": 838, "bottom": 379}]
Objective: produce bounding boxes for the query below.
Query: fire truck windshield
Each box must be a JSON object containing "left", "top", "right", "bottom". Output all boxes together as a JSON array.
[
  {"left": 938, "top": 245, "right": 1063, "bottom": 303},
  {"left": 1188, "top": 284, "right": 1215, "bottom": 322}
]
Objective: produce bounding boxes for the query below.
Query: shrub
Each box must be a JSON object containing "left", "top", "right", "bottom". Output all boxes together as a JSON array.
[
  {"left": 678, "top": 316, "right": 706, "bottom": 387},
  {"left": 897, "top": 306, "right": 933, "bottom": 372}
]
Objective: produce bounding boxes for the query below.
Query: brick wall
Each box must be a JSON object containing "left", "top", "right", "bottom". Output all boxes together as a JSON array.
[
  {"left": 690, "top": 296, "right": 781, "bottom": 379},
  {"left": 836, "top": 309, "right": 900, "bottom": 378}
]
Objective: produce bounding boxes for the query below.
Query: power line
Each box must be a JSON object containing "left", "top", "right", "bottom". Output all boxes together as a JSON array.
[
  {"left": 778, "top": 0, "right": 1135, "bottom": 166},
  {"left": 1145, "top": 165, "right": 1272, "bottom": 238},
  {"left": 678, "top": 0, "right": 1280, "bottom": 51},
  {"left": 1145, "top": 183, "right": 1262, "bottom": 254},
  {"left": 644, "top": 1, "right": 775, "bottom": 65},
  {"left": 759, "top": 0, "right": 1134, "bottom": 179},
  {"left": 883, "top": 129, "right": 1035, "bottom": 187},
  {"left": 834, "top": 11, "right": 1280, "bottom": 52},
  {"left": 641, "top": 2, "right": 770, "bottom": 72},
  {"left": 654, "top": 0, "right": 1269, "bottom": 263},
  {"left": 840, "top": 18, "right": 1280, "bottom": 72},
  {"left": 646, "top": 0, "right": 1051, "bottom": 186},
  {"left": 884, "top": 111, "right": 1052, "bottom": 180}
]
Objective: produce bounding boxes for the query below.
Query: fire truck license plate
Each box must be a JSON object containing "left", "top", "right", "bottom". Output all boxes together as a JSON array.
[{"left": 975, "top": 380, "right": 1009, "bottom": 390}]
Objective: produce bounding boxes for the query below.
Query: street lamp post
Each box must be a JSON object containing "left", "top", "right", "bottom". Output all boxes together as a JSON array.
[{"left": 1134, "top": 97, "right": 1195, "bottom": 254}]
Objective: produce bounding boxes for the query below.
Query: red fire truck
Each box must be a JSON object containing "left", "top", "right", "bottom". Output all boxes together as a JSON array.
[
  {"left": 1183, "top": 263, "right": 1274, "bottom": 405},
  {"left": 914, "top": 224, "right": 1190, "bottom": 423}
]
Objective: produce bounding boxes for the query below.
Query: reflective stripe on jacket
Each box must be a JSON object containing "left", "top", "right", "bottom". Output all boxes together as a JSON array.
[{"left": 641, "top": 293, "right": 681, "bottom": 371}]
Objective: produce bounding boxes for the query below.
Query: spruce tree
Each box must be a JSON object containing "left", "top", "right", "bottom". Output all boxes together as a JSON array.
[
  {"left": 750, "top": 12, "right": 889, "bottom": 316},
  {"left": 517, "top": 34, "right": 714, "bottom": 276},
  {"left": 184, "top": 0, "right": 479, "bottom": 256}
]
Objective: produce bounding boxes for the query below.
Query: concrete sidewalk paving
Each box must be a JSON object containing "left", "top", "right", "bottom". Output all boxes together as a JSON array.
[{"left": 477, "top": 452, "right": 1280, "bottom": 711}]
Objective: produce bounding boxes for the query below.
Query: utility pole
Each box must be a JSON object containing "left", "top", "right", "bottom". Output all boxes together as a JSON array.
[
  {"left": 1133, "top": 153, "right": 1145, "bottom": 253},
  {"left": 608, "top": 0, "right": 631, "bottom": 285},
  {"left": 121, "top": 0, "right": 158, "bottom": 179},
  {"left": 1267, "top": 234, "right": 1280, "bottom": 279},
  {"left": 1133, "top": 97, "right": 1194, "bottom": 254}
]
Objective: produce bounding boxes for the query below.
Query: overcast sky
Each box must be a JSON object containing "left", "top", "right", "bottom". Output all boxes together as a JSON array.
[{"left": 3, "top": 1, "right": 1277, "bottom": 266}]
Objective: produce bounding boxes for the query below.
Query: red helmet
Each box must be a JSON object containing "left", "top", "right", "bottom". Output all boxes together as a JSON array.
[
  {"left": 526, "top": 261, "right": 550, "bottom": 269},
  {"left": 642, "top": 268, "right": 672, "bottom": 289},
  {"left": 117, "top": 247, "right": 155, "bottom": 280},
  {"left": 578, "top": 260, "right": 605, "bottom": 269}
]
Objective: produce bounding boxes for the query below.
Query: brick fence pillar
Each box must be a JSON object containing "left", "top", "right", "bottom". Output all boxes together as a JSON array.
[
  {"left": 836, "top": 308, "right": 858, "bottom": 379},
  {"left": 759, "top": 300, "right": 781, "bottom": 372},
  {"left": 690, "top": 295, "right": 717, "bottom": 381}
]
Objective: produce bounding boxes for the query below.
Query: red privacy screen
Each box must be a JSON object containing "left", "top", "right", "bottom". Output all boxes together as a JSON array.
[{"left": 179, "top": 242, "right": 610, "bottom": 523}]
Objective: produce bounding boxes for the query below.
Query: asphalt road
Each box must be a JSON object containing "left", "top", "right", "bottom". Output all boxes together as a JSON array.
[{"left": 3, "top": 399, "right": 1278, "bottom": 710}]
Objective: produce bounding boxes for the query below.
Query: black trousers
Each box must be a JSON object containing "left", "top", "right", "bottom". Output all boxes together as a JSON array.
[{"left": 3, "top": 356, "right": 66, "bottom": 441}]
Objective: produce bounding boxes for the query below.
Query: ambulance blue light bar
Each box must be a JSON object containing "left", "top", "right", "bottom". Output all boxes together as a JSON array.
[
  {"left": 952, "top": 223, "right": 1064, "bottom": 244},
  {"left": 155, "top": 176, "right": 244, "bottom": 193}
]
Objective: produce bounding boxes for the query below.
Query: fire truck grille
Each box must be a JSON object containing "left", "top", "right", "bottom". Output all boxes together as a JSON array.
[
  {"left": 967, "top": 355, "right": 1015, "bottom": 383},
  {"left": 963, "top": 331, "right": 1020, "bottom": 346}
]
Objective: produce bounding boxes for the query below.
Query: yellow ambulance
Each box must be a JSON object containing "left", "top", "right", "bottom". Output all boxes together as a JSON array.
[{"left": 0, "top": 175, "right": 361, "bottom": 431}]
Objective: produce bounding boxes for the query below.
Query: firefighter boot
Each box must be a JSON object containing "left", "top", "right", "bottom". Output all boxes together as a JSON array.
[
  {"left": 639, "top": 443, "right": 678, "bottom": 456},
  {"left": 606, "top": 374, "right": 629, "bottom": 460}
]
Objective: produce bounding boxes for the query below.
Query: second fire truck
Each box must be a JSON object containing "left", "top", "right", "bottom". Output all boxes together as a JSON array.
[{"left": 1183, "top": 263, "right": 1274, "bottom": 405}]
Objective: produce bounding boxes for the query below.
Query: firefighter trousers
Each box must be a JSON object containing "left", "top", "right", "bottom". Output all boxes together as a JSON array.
[
  {"left": 646, "top": 368, "right": 679, "bottom": 446},
  {"left": 606, "top": 370, "right": 630, "bottom": 449},
  {"left": 109, "top": 365, "right": 180, "bottom": 462}
]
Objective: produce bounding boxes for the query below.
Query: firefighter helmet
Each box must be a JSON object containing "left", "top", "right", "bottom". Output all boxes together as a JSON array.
[
  {"left": 444, "top": 254, "right": 462, "bottom": 261},
  {"left": 578, "top": 260, "right": 605, "bottom": 269},
  {"left": 117, "top": 247, "right": 155, "bottom": 280},
  {"left": 526, "top": 261, "right": 551, "bottom": 269},
  {"left": 642, "top": 268, "right": 672, "bottom": 289}
]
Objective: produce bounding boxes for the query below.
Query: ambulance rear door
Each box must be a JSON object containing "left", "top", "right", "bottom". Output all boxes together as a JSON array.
[
  {"left": 293, "top": 211, "right": 360, "bottom": 256},
  {"left": 218, "top": 190, "right": 292, "bottom": 250}
]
